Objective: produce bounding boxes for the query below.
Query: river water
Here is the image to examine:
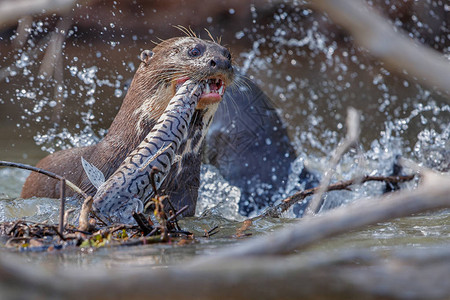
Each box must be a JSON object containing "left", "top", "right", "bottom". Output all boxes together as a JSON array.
[{"left": 0, "top": 1, "right": 449, "bottom": 271}]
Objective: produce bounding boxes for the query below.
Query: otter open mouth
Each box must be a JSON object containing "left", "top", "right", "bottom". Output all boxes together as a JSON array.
[
  {"left": 175, "top": 77, "right": 226, "bottom": 109},
  {"left": 200, "top": 78, "right": 225, "bottom": 103}
]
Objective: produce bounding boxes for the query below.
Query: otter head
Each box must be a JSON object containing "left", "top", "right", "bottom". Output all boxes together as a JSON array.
[{"left": 131, "top": 36, "right": 234, "bottom": 131}]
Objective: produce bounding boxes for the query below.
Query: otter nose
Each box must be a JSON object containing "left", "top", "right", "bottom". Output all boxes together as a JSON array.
[{"left": 209, "top": 56, "right": 232, "bottom": 70}]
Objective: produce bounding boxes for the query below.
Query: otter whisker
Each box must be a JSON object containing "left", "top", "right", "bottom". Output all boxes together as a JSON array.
[
  {"left": 233, "top": 74, "right": 253, "bottom": 93},
  {"left": 204, "top": 28, "right": 215, "bottom": 43},
  {"left": 173, "top": 25, "right": 188, "bottom": 37},
  {"left": 222, "top": 76, "right": 253, "bottom": 116},
  {"left": 173, "top": 25, "right": 198, "bottom": 39},
  {"left": 188, "top": 26, "right": 198, "bottom": 38},
  {"left": 155, "top": 37, "right": 166, "bottom": 44}
]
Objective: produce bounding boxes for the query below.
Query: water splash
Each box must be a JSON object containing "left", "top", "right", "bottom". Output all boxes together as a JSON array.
[
  {"left": 196, "top": 164, "right": 243, "bottom": 221},
  {"left": 230, "top": 2, "right": 449, "bottom": 216},
  {"left": 1, "top": 2, "right": 448, "bottom": 220},
  {"left": 0, "top": 168, "right": 30, "bottom": 199}
]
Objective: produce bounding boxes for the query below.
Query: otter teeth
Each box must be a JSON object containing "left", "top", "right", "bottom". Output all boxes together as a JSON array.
[{"left": 202, "top": 78, "right": 225, "bottom": 96}]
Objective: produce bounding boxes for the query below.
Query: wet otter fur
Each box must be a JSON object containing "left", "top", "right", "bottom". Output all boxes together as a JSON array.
[{"left": 21, "top": 34, "right": 234, "bottom": 216}]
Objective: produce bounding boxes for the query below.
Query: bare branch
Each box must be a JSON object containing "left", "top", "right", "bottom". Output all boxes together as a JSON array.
[
  {"left": 38, "top": 16, "right": 72, "bottom": 80},
  {"left": 0, "top": 160, "right": 87, "bottom": 198},
  {"left": 0, "top": 0, "right": 76, "bottom": 30},
  {"left": 311, "top": 0, "right": 450, "bottom": 96},
  {"left": 305, "top": 107, "right": 360, "bottom": 216},
  {"left": 12, "top": 16, "right": 33, "bottom": 48},
  {"left": 58, "top": 178, "right": 66, "bottom": 236},
  {"left": 190, "top": 169, "right": 450, "bottom": 261},
  {"left": 262, "top": 174, "right": 415, "bottom": 218}
]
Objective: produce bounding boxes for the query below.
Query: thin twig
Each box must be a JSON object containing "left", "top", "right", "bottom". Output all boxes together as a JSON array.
[
  {"left": 166, "top": 205, "right": 189, "bottom": 223},
  {"left": 204, "top": 225, "right": 219, "bottom": 237},
  {"left": 261, "top": 174, "right": 415, "bottom": 218},
  {"left": 165, "top": 199, "right": 182, "bottom": 230},
  {"left": 58, "top": 178, "right": 66, "bottom": 237},
  {"left": 78, "top": 196, "right": 93, "bottom": 232},
  {"left": 0, "top": 161, "right": 87, "bottom": 197},
  {"left": 146, "top": 227, "right": 159, "bottom": 237},
  {"left": 91, "top": 210, "right": 109, "bottom": 227},
  {"left": 132, "top": 212, "right": 153, "bottom": 235},
  {"left": 305, "top": 107, "right": 360, "bottom": 216},
  {"left": 50, "top": 225, "right": 66, "bottom": 241}
]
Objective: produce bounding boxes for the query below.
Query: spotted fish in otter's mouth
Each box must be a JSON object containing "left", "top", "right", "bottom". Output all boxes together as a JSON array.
[{"left": 82, "top": 79, "right": 208, "bottom": 224}]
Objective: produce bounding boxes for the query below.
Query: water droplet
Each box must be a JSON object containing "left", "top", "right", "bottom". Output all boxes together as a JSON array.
[
  {"left": 235, "top": 31, "right": 244, "bottom": 39},
  {"left": 112, "top": 89, "right": 122, "bottom": 98}
]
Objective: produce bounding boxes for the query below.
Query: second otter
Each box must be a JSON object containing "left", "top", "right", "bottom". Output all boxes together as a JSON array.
[{"left": 21, "top": 36, "right": 235, "bottom": 219}]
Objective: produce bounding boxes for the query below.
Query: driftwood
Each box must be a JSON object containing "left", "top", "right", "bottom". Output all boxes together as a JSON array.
[
  {"left": 0, "top": 162, "right": 449, "bottom": 299},
  {"left": 0, "top": 246, "right": 449, "bottom": 300}
]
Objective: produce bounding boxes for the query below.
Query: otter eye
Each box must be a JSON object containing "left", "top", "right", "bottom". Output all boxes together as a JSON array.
[
  {"left": 225, "top": 51, "right": 231, "bottom": 61},
  {"left": 188, "top": 47, "right": 202, "bottom": 57}
]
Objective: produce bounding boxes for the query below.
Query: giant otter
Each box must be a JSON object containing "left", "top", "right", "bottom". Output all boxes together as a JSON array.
[
  {"left": 22, "top": 36, "right": 234, "bottom": 217},
  {"left": 21, "top": 35, "right": 315, "bottom": 219}
]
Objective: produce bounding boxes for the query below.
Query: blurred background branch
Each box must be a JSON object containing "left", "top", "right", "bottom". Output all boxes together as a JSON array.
[
  {"left": 0, "top": 0, "right": 76, "bottom": 30},
  {"left": 311, "top": 0, "right": 450, "bottom": 96}
]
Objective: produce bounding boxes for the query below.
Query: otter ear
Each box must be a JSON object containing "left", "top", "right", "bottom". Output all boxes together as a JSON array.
[{"left": 140, "top": 50, "right": 153, "bottom": 65}]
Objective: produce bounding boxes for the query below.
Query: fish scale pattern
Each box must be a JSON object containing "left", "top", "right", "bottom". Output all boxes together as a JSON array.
[{"left": 93, "top": 80, "right": 204, "bottom": 224}]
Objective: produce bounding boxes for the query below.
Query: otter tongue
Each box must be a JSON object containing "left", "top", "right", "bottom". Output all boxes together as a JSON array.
[
  {"left": 206, "top": 79, "right": 221, "bottom": 93},
  {"left": 209, "top": 81, "right": 218, "bottom": 91}
]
